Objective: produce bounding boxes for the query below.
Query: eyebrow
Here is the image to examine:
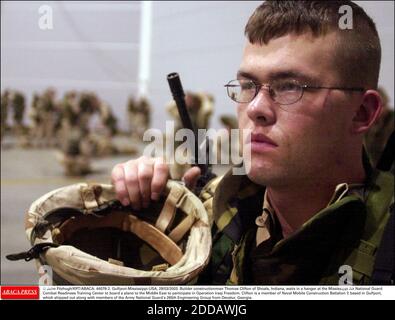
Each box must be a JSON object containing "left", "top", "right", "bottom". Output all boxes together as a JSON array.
[{"left": 237, "top": 70, "right": 318, "bottom": 84}]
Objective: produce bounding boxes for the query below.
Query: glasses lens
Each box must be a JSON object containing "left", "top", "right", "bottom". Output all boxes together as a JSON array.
[
  {"left": 226, "top": 80, "right": 256, "bottom": 103},
  {"left": 271, "top": 80, "right": 303, "bottom": 105}
]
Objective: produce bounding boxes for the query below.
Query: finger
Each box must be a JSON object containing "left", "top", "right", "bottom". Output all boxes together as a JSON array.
[
  {"left": 151, "top": 158, "right": 169, "bottom": 201},
  {"left": 123, "top": 161, "right": 142, "bottom": 210},
  {"left": 182, "top": 166, "right": 201, "bottom": 190},
  {"left": 111, "top": 164, "right": 130, "bottom": 206},
  {"left": 137, "top": 159, "right": 154, "bottom": 208}
]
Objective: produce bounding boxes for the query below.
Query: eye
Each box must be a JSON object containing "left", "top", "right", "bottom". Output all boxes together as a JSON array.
[
  {"left": 239, "top": 80, "right": 256, "bottom": 91},
  {"left": 273, "top": 81, "right": 300, "bottom": 92}
]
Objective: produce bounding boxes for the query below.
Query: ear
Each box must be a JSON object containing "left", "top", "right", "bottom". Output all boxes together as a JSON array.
[{"left": 351, "top": 90, "right": 382, "bottom": 134}]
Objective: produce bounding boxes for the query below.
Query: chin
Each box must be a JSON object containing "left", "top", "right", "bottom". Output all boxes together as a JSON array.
[
  {"left": 247, "top": 173, "right": 272, "bottom": 187},
  {"left": 246, "top": 164, "right": 273, "bottom": 186}
]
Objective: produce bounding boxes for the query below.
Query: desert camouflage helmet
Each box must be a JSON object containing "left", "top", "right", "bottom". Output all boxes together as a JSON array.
[{"left": 8, "top": 181, "right": 211, "bottom": 285}]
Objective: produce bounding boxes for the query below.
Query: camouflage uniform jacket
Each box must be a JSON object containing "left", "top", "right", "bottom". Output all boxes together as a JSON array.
[{"left": 198, "top": 166, "right": 394, "bottom": 285}]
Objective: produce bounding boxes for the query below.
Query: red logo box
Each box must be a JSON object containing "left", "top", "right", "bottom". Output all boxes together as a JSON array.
[{"left": 1, "top": 286, "right": 40, "bottom": 300}]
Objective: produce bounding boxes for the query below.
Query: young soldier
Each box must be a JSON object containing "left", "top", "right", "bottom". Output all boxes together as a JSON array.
[{"left": 111, "top": 1, "right": 393, "bottom": 284}]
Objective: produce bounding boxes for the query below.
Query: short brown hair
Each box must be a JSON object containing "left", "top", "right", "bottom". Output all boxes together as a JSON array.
[{"left": 245, "top": 1, "right": 381, "bottom": 89}]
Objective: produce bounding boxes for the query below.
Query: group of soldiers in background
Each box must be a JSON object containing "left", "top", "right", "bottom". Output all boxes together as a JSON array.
[
  {"left": 55, "top": 90, "right": 108, "bottom": 176},
  {"left": 1, "top": 88, "right": 142, "bottom": 176}
]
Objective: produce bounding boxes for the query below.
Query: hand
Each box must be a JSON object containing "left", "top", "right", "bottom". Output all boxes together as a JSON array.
[{"left": 111, "top": 156, "right": 201, "bottom": 210}]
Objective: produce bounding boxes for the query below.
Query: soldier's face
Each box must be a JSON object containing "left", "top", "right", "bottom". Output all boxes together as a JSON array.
[{"left": 237, "top": 33, "right": 363, "bottom": 187}]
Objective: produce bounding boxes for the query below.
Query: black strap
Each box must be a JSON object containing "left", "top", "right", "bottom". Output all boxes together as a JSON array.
[
  {"left": 31, "top": 207, "right": 85, "bottom": 241},
  {"left": 371, "top": 205, "right": 394, "bottom": 285},
  {"left": 6, "top": 243, "right": 59, "bottom": 262}
]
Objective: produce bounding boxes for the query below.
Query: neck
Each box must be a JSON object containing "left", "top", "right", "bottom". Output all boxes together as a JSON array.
[{"left": 267, "top": 158, "right": 366, "bottom": 237}]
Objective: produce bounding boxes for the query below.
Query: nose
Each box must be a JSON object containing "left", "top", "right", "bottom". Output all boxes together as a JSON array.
[{"left": 246, "top": 87, "right": 276, "bottom": 125}]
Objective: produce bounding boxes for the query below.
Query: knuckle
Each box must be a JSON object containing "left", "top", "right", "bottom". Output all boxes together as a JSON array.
[
  {"left": 138, "top": 168, "right": 152, "bottom": 181},
  {"left": 125, "top": 159, "right": 137, "bottom": 168},
  {"left": 155, "top": 162, "right": 169, "bottom": 175},
  {"left": 125, "top": 172, "right": 138, "bottom": 186},
  {"left": 111, "top": 164, "right": 124, "bottom": 179}
]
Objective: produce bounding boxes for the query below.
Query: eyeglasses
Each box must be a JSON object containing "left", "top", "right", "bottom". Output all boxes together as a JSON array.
[{"left": 225, "top": 79, "right": 365, "bottom": 105}]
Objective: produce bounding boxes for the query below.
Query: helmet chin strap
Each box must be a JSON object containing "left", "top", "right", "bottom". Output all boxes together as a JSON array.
[{"left": 6, "top": 243, "right": 59, "bottom": 262}]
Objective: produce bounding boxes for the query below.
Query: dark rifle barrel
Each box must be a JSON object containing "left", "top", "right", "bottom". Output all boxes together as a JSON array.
[{"left": 167, "top": 73, "right": 201, "bottom": 170}]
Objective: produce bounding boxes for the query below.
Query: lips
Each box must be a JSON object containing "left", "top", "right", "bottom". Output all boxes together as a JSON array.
[
  {"left": 250, "top": 133, "right": 278, "bottom": 146},
  {"left": 247, "top": 132, "right": 278, "bottom": 153}
]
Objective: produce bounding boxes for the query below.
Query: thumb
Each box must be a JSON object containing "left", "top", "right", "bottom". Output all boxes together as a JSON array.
[{"left": 182, "top": 166, "right": 201, "bottom": 190}]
